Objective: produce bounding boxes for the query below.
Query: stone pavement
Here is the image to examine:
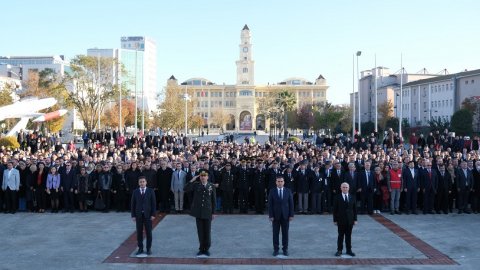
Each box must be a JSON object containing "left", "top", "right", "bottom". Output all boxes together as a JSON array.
[{"left": 0, "top": 211, "right": 478, "bottom": 270}]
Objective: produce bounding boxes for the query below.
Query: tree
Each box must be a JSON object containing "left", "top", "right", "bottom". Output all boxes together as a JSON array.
[
  {"left": 296, "top": 105, "right": 314, "bottom": 132},
  {"left": 378, "top": 100, "right": 394, "bottom": 131},
  {"left": 386, "top": 117, "right": 399, "bottom": 132},
  {"left": 101, "top": 99, "right": 136, "bottom": 129},
  {"left": 155, "top": 85, "right": 196, "bottom": 133},
  {"left": 210, "top": 109, "right": 231, "bottom": 132},
  {"left": 462, "top": 97, "right": 480, "bottom": 132},
  {"left": 361, "top": 121, "right": 375, "bottom": 135},
  {"left": 63, "top": 55, "right": 122, "bottom": 132},
  {"left": 451, "top": 109, "right": 473, "bottom": 136},
  {"left": 22, "top": 69, "right": 69, "bottom": 133},
  {"left": 313, "top": 102, "right": 347, "bottom": 134},
  {"left": 276, "top": 90, "right": 297, "bottom": 138},
  {"left": 0, "top": 85, "right": 16, "bottom": 132}
]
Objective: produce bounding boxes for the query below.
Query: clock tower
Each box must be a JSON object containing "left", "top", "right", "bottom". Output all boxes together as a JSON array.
[{"left": 236, "top": 24, "right": 255, "bottom": 85}]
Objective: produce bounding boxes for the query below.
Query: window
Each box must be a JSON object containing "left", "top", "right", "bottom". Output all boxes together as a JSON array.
[
  {"left": 239, "top": 90, "right": 252, "bottom": 96},
  {"left": 472, "top": 79, "right": 475, "bottom": 84},
  {"left": 243, "top": 68, "right": 248, "bottom": 73},
  {"left": 242, "top": 81, "right": 249, "bottom": 84},
  {"left": 219, "top": 92, "right": 222, "bottom": 97},
  {"left": 413, "top": 103, "right": 417, "bottom": 110},
  {"left": 466, "top": 80, "right": 469, "bottom": 84},
  {"left": 446, "top": 84, "right": 449, "bottom": 90},
  {"left": 450, "top": 99, "right": 453, "bottom": 106}
]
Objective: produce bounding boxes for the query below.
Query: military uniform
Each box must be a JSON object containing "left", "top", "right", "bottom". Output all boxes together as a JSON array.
[
  {"left": 184, "top": 177, "right": 216, "bottom": 254},
  {"left": 235, "top": 165, "right": 252, "bottom": 213},
  {"left": 220, "top": 169, "right": 235, "bottom": 214},
  {"left": 253, "top": 168, "right": 267, "bottom": 214}
]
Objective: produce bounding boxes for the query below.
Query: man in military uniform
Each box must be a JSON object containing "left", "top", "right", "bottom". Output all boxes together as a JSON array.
[
  {"left": 253, "top": 160, "right": 267, "bottom": 214},
  {"left": 221, "top": 163, "right": 235, "bottom": 214},
  {"left": 236, "top": 159, "right": 252, "bottom": 213},
  {"left": 184, "top": 171, "right": 216, "bottom": 257}
]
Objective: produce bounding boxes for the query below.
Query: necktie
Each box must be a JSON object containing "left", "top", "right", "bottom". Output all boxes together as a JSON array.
[
  {"left": 279, "top": 188, "right": 283, "bottom": 199},
  {"left": 141, "top": 188, "right": 145, "bottom": 195},
  {"left": 177, "top": 171, "right": 180, "bottom": 179},
  {"left": 344, "top": 194, "right": 348, "bottom": 202},
  {"left": 366, "top": 171, "right": 369, "bottom": 185}
]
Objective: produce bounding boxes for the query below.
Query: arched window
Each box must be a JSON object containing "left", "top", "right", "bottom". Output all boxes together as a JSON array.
[{"left": 243, "top": 67, "right": 248, "bottom": 73}]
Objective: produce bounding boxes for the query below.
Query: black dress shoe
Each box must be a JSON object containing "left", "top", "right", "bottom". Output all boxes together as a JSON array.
[
  {"left": 196, "top": 251, "right": 203, "bottom": 256},
  {"left": 283, "top": 250, "right": 289, "bottom": 256},
  {"left": 136, "top": 249, "right": 144, "bottom": 255},
  {"left": 346, "top": 250, "right": 356, "bottom": 257},
  {"left": 273, "top": 250, "right": 279, "bottom": 256},
  {"left": 204, "top": 250, "right": 210, "bottom": 256},
  {"left": 146, "top": 249, "right": 152, "bottom": 255},
  {"left": 335, "top": 251, "right": 342, "bottom": 257}
]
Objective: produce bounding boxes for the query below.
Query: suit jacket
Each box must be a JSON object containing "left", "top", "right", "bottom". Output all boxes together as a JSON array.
[
  {"left": 309, "top": 170, "right": 324, "bottom": 193},
  {"left": 357, "top": 169, "right": 375, "bottom": 193},
  {"left": 344, "top": 171, "right": 358, "bottom": 194},
  {"left": 294, "top": 169, "right": 310, "bottom": 193},
  {"left": 437, "top": 171, "right": 452, "bottom": 192},
  {"left": 171, "top": 169, "right": 187, "bottom": 192},
  {"left": 333, "top": 193, "right": 357, "bottom": 226},
  {"left": 420, "top": 169, "right": 438, "bottom": 192},
  {"left": 130, "top": 187, "right": 156, "bottom": 218},
  {"left": 184, "top": 181, "right": 216, "bottom": 219},
  {"left": 268, "top": 187, "right": 294, "bottom": 220},
  {"left": 2, "top": 168, "right": 20, "bottom": 191},
  {"left": 455, "top": 169, "right": 474, "bottom": 191},
  {"left": 402, "top": 168, "right": 420, "bottom": 191},
  {"left": 331, "top": 169, "right": 345, "bottom": 192}
]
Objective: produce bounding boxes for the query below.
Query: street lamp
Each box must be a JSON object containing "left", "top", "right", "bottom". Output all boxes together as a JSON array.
[
  {"left": 182, "top": 85, "right": 191, "bottom": 137},
  {"left": 356, "top": 51, "right": 362, "bottom": 135}
]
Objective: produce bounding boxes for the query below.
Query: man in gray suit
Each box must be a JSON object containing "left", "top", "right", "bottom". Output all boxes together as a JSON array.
[
  {"left": 171, "top": 162, "right": 187, "bottom": 213},
  {"left": 2, "top": 161, "right": 20, "bottom": 214}
]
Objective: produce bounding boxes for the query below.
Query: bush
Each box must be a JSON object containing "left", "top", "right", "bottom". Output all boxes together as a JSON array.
[
  {"left": 0, "top": 136, "right": 20, "bottom": 149},
  {"left": 287, "top": 137, "right": 302, "bottom": 143},
  {"left": 451, "top": 109, "right": 473, "bottom": 136}
]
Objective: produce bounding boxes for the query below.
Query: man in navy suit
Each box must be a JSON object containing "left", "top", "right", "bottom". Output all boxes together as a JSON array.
[
  {"left": 131, "top": 176, "right": 157, "bottom": 255},
  {"left": 268, "top": 176, "right": 294, "bottom": 256},
  {"left": 403, "top": 160, "right": 420, "bottom": 214},
  {"left": 357, "top": 161, "right": 376, "bottom": 214}
]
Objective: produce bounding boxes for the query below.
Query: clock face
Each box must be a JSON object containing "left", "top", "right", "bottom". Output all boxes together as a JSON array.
[{"left": 243, "top": 47, "right": 248, "bottom": 52}]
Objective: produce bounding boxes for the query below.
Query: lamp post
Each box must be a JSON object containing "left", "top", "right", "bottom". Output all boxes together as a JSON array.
[
  {"left": 399, "top": 54, "right": 403, "bottom": 139},
  {"left": 352, "top": 54, "right": 355, "bottom": 138},
  {"left": 356, "top": 51, "right": 362, "bottom": 135},
  {"left": 134, "top": 48, "right": 138, "bottom": 136},
  {"left": 182, "top": 85, "right": 191, "bottom": 136}
]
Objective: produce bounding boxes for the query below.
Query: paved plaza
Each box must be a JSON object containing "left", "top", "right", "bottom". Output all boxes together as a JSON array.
[{"left": 0, "top": 211, "right": 479, "bottom": 270}]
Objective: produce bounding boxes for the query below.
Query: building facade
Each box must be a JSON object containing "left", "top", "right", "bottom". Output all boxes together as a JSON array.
[
  {"left": 0, "top": 55, "right": 69, "bottom": 83},
  {"left": 350, "top": 67, "right": 438, "bottom": 128},
  {"left": 120, "top": 36, "right": 157, "bottom": 112},
  {"left": 166, "top": 25, "right": 329, "bottom": 133},
  {"left": 397, "top": 69, "right": 480, "bottom": 130}
]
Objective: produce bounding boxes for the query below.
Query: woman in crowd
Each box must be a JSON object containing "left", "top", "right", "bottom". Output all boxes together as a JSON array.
[
  {"left": 32, "top": 162, "right": 47, "bottom": 213},
  {"left": 46, "top": 166, "right": 61, "bottom": 213},
  {"left": 75, "top": 167, "right": 91, "bottom": 212}
]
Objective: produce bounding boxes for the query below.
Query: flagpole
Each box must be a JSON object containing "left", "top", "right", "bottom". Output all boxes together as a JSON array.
[
  {"left": 374, "top": 54, "right": 378, "bottom": 133},
  {"left": 399, "top": 53, "right": 403, "bottom": 140}
]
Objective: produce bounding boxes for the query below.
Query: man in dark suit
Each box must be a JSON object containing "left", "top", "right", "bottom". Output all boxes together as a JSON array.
[
  {"left": 357, "top": 161, "right": 376, "bottom": 215},
  {"left": 268, "top": 176, "right": 294, "bottom": 257},
  {"left": 131, "top": 176, "right": 157, "bottom": 255},
  {"left": 333, "top": 182, "right": 357, "bottom": 257},
  {"left": 331, "top": 161, "right": 345, "bottom": 194},
  {"left": 184, "top": 171, "right": 216, "bottom": 257},
  {"left": 435, "top": 164, "right": 452, "bottom": 214},
  {"left": 456, "top": 160, "right": 474, "bottom": 214},
  {"left": 421, "top": 161, "right": 438, "bottom": 214},
  {"left": 403, "top": 160, "right": 420, "bottom": 214},
  {"left": 294, "top": 163, "right": 310, "bottom": 214}
]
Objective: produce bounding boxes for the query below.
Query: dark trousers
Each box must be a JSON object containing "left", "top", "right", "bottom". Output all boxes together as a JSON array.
[
  {"left": 136, "top": 214, "right": 153, "bottom": 250},
  {"left": 254, "top": 188, "right": 265, "bottom": 213},
  {"left": 63, "top": 191, "right": 74, "bottom": 211},
  {"left": 360, "top": 191, "right": 373, "bottom": 214},
  {"left": 323, "top": 189, "right": 332, "bottom": 212},
  {"left": 101, "top": 190, "right": 111, "bottom": 210},
  {"left": 423, "top": 189, "right": 435, "bottom": 213},
  {"left": 115, "top": 190, "right": 126, "bottom": 211},
  {"left": 337, "top": 223, "right": 353, "bottom": 252},
  {"left": 195, "top": 218, "right": 212, "bottom": 252},
  {"left": 405, "top": 189, "right": 418, "bottom": 212},
  {"left": 158, "top": 191, "right": 170, "bottom": 212},
  {"left": 238, "top": 188, "right": 249, "bottom": 213},
  {"left": 435, "top": 189, "right": 449, "bottom": 213},
  {"left": 5, "top": 188, "right": 17, "bottom": 213},
  {"left": 272, "top": 218, "right": 289, "bottom": 251},
  {"left": 311, "top": 192, "right": 323, "bottom": 213},
  {"left": 458, "top": 189, "right": 471, "bottom": 212},
  {"left": 222, "top": 190, "right": 233, "bottom": 213}
]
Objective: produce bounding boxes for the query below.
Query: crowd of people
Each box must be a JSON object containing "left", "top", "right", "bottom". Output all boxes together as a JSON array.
[{"left": 1, "top": 127, "right": 479, "bottom": 217}]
